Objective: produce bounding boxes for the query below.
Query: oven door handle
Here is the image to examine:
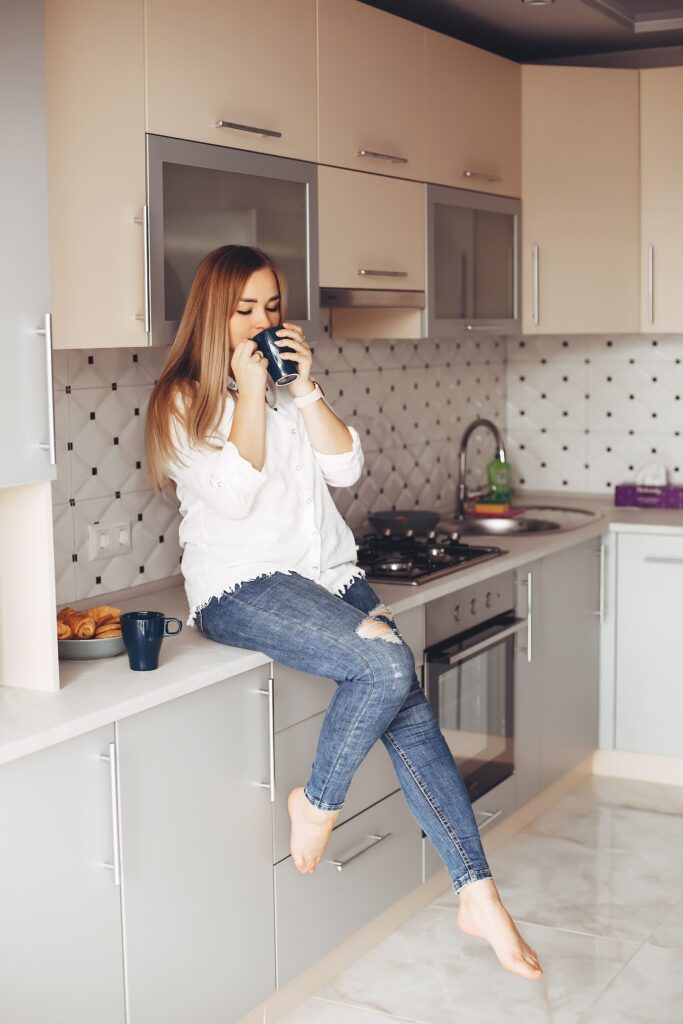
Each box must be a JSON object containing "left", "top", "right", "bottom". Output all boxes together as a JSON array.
[{"left": 445, "top": 618, "right": 528, "bottom": 666}]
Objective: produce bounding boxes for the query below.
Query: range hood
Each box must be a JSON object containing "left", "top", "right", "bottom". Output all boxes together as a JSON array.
[{"left": 320, "top": 287, "right": 425, "bottom": 309}]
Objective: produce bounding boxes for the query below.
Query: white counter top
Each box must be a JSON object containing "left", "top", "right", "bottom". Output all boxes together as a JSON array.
[{"left": 1, "top": 490, "right": 681, "bottom": 766}]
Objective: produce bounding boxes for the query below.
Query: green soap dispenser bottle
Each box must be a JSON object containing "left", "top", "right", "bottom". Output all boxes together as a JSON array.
[{"left": 487, "top": 454, "right": 512, "bottom": 503}]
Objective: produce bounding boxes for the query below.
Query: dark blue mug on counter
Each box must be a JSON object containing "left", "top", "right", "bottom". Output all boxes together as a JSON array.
[
  {"left": 252, "top": 326, "right": 299, "bottom": 386},
  {"left": 121, "top": 611, "right": 183, "bottom": 671}
]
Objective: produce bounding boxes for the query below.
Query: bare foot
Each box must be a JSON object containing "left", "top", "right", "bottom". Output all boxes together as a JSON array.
[
  {"left": 456, "top": 878, "right": 544, "bottom": 980},
  {"left": 288, "top": 786, "right": 340, "bottom": 874}
]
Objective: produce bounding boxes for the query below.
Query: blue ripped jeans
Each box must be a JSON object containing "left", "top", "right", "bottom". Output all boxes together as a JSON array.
[{"left": 197, "top": 571, "right": 493, "bottom": 895}]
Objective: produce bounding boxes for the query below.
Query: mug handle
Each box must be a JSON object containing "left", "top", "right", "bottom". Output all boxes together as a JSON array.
[{"left": 164, "top": 617, "right": 183, "bottom": 637}]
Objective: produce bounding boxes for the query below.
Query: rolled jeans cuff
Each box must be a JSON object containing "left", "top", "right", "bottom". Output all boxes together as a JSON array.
[
  {"left": 451, "top": 867, "right": 495, "bottom": 895},
  {"left": 303, "top": 784, "right": 344, "bottom": 813}
]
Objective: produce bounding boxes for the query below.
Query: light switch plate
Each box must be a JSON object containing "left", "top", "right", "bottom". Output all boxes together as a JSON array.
[{"left": 87, "top": 520, "right": 132, "bottom": 562}]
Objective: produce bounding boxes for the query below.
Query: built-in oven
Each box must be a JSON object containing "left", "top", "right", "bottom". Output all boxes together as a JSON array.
[{"left": 424, "top": 571, "right": 526, "bottom": 805}]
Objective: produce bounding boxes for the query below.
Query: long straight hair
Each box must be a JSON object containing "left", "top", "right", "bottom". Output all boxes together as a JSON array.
[{"left": 145, "top": 245, "right": 287, "bottom": 494}]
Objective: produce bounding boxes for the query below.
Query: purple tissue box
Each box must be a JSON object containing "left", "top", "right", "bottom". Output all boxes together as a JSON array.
[{"left": 614, "top": 483, "right": 683, "bottom": 509}]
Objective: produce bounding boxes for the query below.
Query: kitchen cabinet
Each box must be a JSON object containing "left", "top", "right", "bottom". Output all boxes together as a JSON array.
[
  {"left": 45, "top": 0, "right": 147, "bottom": 350},
  {"left": 145, "top": 0, "right": 317, "bottom": 161},
  {"left": 317, "top": 0, "right": 424, "bottom": 180},
  {"left": 1, "top": 0, "right": 55, "bottom": 487},
  {"left": 426, "top": 183, "right": 519, "bottom": 335},
  {"left": 275, "top": 789, "right": 422, "bottom": 986},
  {"left": 318, "top": 166, "right": 425, "bottom": 290},
  {"left": 116, "top": 665, "right": 276, "bottom": 1023},
  {"left": 640, "top": 68, "right": 683, "bottom": 332},
  {"left": 521, "top": 66, "right": 640, "bottom": 334},
  {"left": 513, "top": 560, "right": 544, "bottom": 808},
  {"left": 424, "top": 29, "right": 520, "bottom": 198},
  {"left": 614, "top": 532, "right": 683, "bottom": 757},
  {"left": 0, "top": 727, "right": 126, "bottom": 1024},
  {"left": 539, "top": 539, "right": 601, "bottom": 789}
]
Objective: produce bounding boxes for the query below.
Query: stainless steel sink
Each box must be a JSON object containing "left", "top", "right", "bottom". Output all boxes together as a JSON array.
[{"left": 442, "top": 504, "right": 602, "bottom": 536}]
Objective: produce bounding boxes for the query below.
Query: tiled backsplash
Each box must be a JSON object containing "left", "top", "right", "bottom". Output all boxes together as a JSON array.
[
  {"left": 51, "top": 335, "right": 506, "bottom": 606},
  {"left": 506, "top": 334, "right": 683, "bottom": 493},
  {"left": 51, "top": 331, "right": 683, "bottom": 607}
]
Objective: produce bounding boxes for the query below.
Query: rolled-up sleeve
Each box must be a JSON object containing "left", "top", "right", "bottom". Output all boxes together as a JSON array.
[
  {"left": 169, "top": 432, "right": 268, "bottom": 520},
  {"left": 311, "top": 425, "right": 364, "bottom": 488}
]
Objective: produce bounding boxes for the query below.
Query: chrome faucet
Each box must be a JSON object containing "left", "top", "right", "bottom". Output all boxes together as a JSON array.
[{"left": 455, "top": 417, "right": 507, "bottom": 521}]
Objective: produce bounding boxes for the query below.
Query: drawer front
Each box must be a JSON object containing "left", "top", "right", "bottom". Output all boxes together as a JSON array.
[
  {"left": 273, "top": 605, "right": 424, "bottom": 733},
  {"left": 273, "top": 711, "right": 398, "bottom": 863},
  {"left": 423, "top": 773, "right": 516, "bottom": 880},
  {"left": 275, "top": 791, "right": 422, "bottom": 986}
]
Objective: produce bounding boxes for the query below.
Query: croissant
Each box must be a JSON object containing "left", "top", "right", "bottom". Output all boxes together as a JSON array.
[
  {"left": 57, "top": 606, "right": 76, "bottom": 623},
  {"left": 57, "top": 621, "right": 73, "bottom": 639},
  {"left": 63, "top": 610, "right": 96, "bottom": 639},
  {"left": 87, "top": 604, "right": 122, "bottom": 626}
]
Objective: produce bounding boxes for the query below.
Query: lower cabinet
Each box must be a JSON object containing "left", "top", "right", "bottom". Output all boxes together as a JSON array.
[
  {"left": 0, "top": 727, "right": 126, "bottom": 1024},
  {"left": 275, "top": 790, "right": 422, "bottom": 986},
  {"left": 116, "top": 665, "right": 276, "bottom": 1024}
]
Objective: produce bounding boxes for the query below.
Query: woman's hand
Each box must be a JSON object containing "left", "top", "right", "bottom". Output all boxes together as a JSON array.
[
  {"left": 276, "top": 323, "right": 314, "bottom": 395},
  {"left": 231, "top": 339, "right": 268, "bottom": 399}
]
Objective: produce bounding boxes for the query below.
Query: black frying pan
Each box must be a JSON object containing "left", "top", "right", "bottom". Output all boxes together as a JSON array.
[{"left": 368, "top": 509, "right": 441, "bottom": 539}]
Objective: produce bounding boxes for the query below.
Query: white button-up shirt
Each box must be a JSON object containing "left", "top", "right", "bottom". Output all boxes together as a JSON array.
[{"left": 167, "top": 381, "right": 366, "bottom": 626}]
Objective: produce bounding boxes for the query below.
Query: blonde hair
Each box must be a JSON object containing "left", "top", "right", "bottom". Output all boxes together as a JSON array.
[{"left": 145, "top": 245, "right": 287, "bottom": 494}]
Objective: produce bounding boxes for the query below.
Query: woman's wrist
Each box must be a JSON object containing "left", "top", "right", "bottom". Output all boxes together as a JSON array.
[{"left": 289, "top": 378, "right": 317, "bottom": 399}]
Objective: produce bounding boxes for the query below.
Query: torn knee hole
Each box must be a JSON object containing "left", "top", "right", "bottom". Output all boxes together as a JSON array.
[
  {"left": 368, "top": 602, "right": 392, "bottom": 620},
  {"left": 356, "top": 616, "right": 403, "bottom": 644}
]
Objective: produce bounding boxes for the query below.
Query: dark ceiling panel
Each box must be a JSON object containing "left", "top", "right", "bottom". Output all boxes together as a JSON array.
[{"left": 359, "top": 0, "right": 683, "bottom": 65}]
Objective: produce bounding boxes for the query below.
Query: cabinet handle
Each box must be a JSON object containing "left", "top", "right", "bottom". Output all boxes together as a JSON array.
[
  {"left": 644, "top": 555, "right": 683, "bottom": 565},
  {"left": 475, "top": 808, "right": 502, "bottom": 830},
  {"left": 99, "top": 742, "right": 121, "bottom": 887},
  {"left": 463, "top": 324, "right": 499, "bottom": 331},
  {"left": 647, "top": 244, "right": 654, "bottom": 325},
  {"left": 516, "top": 571, "right": 533, "bottom": 662},
  {"left": 215, "top": 119, "right": 282, "bottom": 139},
  {"left": 257, "top": 681, "right": 275, "bottom": 802},
  {"left": 35, "top": 314, "right": 56, "bottom": 465},
  {"left": 358, "top": 269, "right": 408, "bottom": 278},
  {"left": 327, "top": 832, "right": 391, "bottom": 871},
  {"left": 463, "top": 169, "right": 501, "bottom": 184},
  {"left": 532, "top": 244, "right": 540, "bottom": 326},
  {"left": 357, "top": 148, "right": 407, "bottom": 165},
  {"left": 512, "top": 216, "right": 519, "bottom": 321},
  {"left": 133, "top": 206, "right": 151, "bottom": 333}
]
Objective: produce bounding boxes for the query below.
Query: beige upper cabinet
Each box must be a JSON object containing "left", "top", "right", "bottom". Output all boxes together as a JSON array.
[
  {"left": 145, "top": 0, "right": 317, "bottom": 161},
  {"left": 424, "top": 29, "right": 520, "bottom": 198},
  {"left": 521, "top": 66, "right": 640, "bottom": 334},
  {"left": 640, "top": 68, "right": 683, "bottom": 333},
  {"left": 45, "top": 0, "right": 147, "bottom": 349},
  {"left": 318, "top": 166, "right": 425, "bottom": 289},
  {"left": 317, "top": 0, "right": 424, "bottom": 180}
]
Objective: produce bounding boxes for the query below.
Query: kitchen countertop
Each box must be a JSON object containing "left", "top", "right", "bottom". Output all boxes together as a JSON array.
[{"left": 1, "top": 490, "right": 681, "bottom": 767}]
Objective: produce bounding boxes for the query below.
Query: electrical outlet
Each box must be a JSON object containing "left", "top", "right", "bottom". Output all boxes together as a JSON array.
[{"left": 87, "top": 520, "right": 132, "bottom": 562}]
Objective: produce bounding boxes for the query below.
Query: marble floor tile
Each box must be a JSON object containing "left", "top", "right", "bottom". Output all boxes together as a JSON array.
[
  {"left": 648, "top": 895, "right": 683, "bottom": 952},
  {"left": 281, "top": 998, "right": 420, "bottom": 1023},
  {"left": 314, "top": 908, "right": 639, "bottom": 1024},
  {"left": 430, "top": 831, "right": 682, "bottom": 943},
  {"left": 569, "top": 775, "right": 683, "bottom": 816},
  {"left": 577, "top": 942, "right": 683, "bottom": 1024}
]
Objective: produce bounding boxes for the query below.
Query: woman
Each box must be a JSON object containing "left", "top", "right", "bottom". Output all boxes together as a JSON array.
[{"left": 146, "top": 244, "right": 543, "bottom": 980}]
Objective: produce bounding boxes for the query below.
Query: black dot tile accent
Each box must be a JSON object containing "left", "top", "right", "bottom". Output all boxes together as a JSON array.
[{"left": 95, "top": 575, "right": 102, "bottom": 585}]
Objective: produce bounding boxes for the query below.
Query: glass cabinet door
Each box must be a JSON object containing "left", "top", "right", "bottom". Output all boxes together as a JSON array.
[
  {"left": 427, "top": 184, "right": 519, "bottom": 335},
  {"left": 147, "top": 135, "right": 319, "bottom": 347}
]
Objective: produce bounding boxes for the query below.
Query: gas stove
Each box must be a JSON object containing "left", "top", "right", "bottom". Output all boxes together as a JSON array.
[{"left": 354, "top": 529, "right": 506, "bottom": 586}]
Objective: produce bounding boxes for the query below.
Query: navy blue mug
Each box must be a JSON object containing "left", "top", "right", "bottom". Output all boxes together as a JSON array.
[
  {"left": 252, "top": 326, "right": 299, "bottom": 386},
  {"left": 120, "top": 611, "right": 182, "bottom": 671}
]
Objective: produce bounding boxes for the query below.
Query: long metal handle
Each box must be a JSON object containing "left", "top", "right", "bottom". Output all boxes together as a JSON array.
[
  {"left": 463, "top": 324, "right": 500, "bottom": 331},
  {"left": 257, "top": 682, "right": 275, "bottom": 801},
  {"left": 327, "top": 832, "right": 391, "bottom": 871},
  {"left": 36, "top": 313, "right": 56, "bottom": 465},
  {"left": 647, "top": 244, "right": 654, "bottom": 325},
  {"left": 357, "top": 148, "right": 407, "bottom": 165},
  {"left": 517, "top": 571, "right": 533, "bottom": 662},
  {"left": 475, "top": 808, "right": 502, "bottom": 831},
  {"left": 215, "top": 119, "right": 282, "bottom": 139},
  {"left": 447, "top": 618, "right": 527, "bottom": 666},
  {"left": 463, "top": 169, "right": 501, "bottom": 183},
  {"left": 512, "top": 216, "right": 519, "bottom": 321},
  {"left": 357, "top": 268, "right": 408, "bottom": 278},
  {"left": 133, "top": 207, "right": 151, "bottom": 333},
  {"left": 99, "top": 743, "right": 121, "bottom": 886},
  {"left": 532, "top": 244, "right": 540, "bottom": 325},
  {"left": 644, "top": 555, "right": 683, "bottom": 565}
]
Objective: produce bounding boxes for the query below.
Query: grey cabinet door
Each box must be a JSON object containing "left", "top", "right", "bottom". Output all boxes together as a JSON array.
[
  {"left": 117, "top": 666, "right": 276, "bottom": 1024},
  {"left": 540, "top": 539, "right": 601, "bottom": 789},
  {"left": 513, "top": 560, "right": 544, "bottom": 808},
  {"left": 0, "top": 727, "right": 126, "bottom": 1024},
  {"left": 0, "top": 0, "right": 55, "bottom": 488}
]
